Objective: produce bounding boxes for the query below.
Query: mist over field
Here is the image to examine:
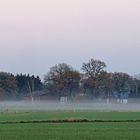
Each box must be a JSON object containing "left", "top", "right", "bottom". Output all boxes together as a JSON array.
[{"left": 1, "top": 99, "right": 140, "bottom": 112}]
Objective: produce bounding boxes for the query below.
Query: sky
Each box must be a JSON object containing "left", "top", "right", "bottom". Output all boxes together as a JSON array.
[{"left": 0, "top": 0, "right": 140, "bottom": 79}]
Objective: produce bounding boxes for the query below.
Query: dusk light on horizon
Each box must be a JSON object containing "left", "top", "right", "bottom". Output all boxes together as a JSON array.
[{"left": 0, "top": 0, "right": 140, "bottom": 77}]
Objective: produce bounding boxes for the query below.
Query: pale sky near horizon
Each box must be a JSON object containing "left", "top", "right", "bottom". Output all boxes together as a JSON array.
[{"left": 0, "top": 0, "right": 140, "bottom": 79}]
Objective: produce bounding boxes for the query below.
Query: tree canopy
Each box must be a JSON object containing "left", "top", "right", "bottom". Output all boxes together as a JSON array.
[{"left": 0, "top": 58, "right": 140, "bottom": 100}]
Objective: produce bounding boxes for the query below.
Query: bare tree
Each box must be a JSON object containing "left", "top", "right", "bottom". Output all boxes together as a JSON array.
[
  {"left": 82, "top": 58, "right": 106, "bottom": 78},
  {"left": 112, "top": 72, "right": 131, "bottom": 100},
  {"left": 81, "top": 58, "right": 106, "bottom": 97},
  {"left": 44, "top": 63, "right": 80, "bottom": 99}
]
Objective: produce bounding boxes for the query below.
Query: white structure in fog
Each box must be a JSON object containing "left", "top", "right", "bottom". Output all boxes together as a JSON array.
[{"left": 60, "top": 97, "right": 68, "bottom": 104}]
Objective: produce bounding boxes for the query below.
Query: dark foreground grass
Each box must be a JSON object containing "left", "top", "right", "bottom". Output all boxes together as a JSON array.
[{"left": 0, "top": 122, "right": 140, "bottom": 140}]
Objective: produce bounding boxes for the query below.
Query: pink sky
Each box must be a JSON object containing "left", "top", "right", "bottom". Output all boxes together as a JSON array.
[{"left": 0, "top": 0, "right": 140, "bottom": 77}]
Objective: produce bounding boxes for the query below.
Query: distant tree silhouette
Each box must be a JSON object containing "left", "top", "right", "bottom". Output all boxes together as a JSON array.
[
  {"left": 0, "top": 72, "right": 18, "bottom": 99},
  {"left": 81, "top": 58, "right": 106, "bottom": 97},
  {"left": 44, "top": 63, "right": 80, "bottom": 99},
  {"left": 16, "top": 74, "right": 43, "bottom": 98}
]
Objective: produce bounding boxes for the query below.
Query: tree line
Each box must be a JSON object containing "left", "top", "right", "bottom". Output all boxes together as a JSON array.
[
  {"left": 0, "top": 73, "right": 42, "bottom": 100},
  {"left": 0, "top": 58, "right": 140, "bottom": 100}
]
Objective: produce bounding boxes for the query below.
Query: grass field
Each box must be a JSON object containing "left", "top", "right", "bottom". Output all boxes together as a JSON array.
[
  {"left": 0, "top": 122, "right": 140, "bottom": 140},
  {"left": 0, "top": 111, "right": 140, "bottom": 122},
  {"left": 0, "top": 111, "right": 140, "bottom": 140}
]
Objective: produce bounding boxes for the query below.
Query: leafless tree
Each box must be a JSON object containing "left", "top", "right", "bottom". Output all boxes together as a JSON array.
[
  {"left": 44, "top": 63, "right": 80, "bottom": 99},
  {"left": 81, "top": 58, "right": 106, "bottom": 97}
]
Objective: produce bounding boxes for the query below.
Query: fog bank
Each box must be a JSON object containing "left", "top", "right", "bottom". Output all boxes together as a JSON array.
[{"left": 1, "top": 99, "right": 140, "bottom": 112}]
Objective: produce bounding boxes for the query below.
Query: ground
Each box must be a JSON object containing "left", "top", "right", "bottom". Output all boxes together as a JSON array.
[{"left": 0, "top": 111, "right": 140, "bottom": 140}]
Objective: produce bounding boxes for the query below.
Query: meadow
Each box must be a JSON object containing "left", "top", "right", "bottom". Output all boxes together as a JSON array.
[{"left": 0, "top": 111, "right": 140, "bottom": 140}]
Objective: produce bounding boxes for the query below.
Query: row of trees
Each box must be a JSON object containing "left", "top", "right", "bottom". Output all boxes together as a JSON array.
[
  {"left": 0, "top": 73, "right": 42, "bottom": 100},
  {"left": 44, "top": 59, "right": 135, "bottom": 100},
  {"left": 0, "top": 58, "right": 140, "bottom": 100}
]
